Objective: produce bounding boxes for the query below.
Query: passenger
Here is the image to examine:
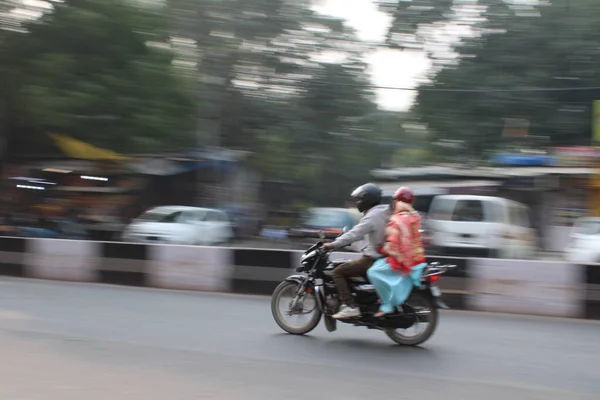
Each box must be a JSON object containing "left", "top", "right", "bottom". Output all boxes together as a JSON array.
[{"left": 367, "top": 186, "right": 427, "bottom": 318}]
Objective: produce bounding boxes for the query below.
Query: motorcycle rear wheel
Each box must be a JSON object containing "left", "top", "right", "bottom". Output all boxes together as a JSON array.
[
  {"left": 271, "top": 281, "right": 322, "bottom": 335},
  {"left": 385, "top": 291, "right": 438, "bottom": 346}
]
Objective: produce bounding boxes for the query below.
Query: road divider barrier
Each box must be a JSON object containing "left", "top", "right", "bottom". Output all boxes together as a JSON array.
[{"left": 1, "top": 236, "right": 599, "bottom": 320}]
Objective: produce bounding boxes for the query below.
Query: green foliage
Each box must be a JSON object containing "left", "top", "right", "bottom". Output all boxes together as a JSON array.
[
  {"left": 1, "top": 0, "right": 428, "bottom": 208},
  {"left": 392, "top": 148, "right": 431, "bottom": 167},
  {"left": 383, "top": 0, "right": 600, "bottom": 154},
  {"left": 2, "top": 0, "right": 196, "bottom": 154},
  {"left": 167, "top": 0, "right": 402, "bottom": 206}
]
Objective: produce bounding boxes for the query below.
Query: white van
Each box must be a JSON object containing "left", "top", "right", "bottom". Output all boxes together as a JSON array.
[
  {"left": 427, "top": 195, "right": 536, "bottom": 259},
  {"left": 563, "top": 217, "right": 600, "bottom": 264}
]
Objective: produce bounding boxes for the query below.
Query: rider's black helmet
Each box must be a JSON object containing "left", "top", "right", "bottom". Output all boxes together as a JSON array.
[{"left": 351, "top": 183, "right": 382, "bottom": 213}]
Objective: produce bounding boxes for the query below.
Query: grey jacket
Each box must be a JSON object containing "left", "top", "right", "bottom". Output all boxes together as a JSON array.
[{"left": 331, "top": 204, "right": 390, "bottom": 259}]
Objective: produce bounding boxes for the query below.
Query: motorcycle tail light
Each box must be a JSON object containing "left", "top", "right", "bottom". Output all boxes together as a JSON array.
[{"left": 428, "top": 274, "right": 440, "bottom": 283}]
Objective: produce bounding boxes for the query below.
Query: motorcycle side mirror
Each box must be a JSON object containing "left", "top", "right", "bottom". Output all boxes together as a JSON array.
[{"left": 318, "top": 230, "right": 325, "bottom": 240}]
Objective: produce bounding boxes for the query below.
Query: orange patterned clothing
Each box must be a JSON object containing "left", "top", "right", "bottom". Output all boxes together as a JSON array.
[{"left": 378, "top": 202, "right": 426, "bottom": 275}]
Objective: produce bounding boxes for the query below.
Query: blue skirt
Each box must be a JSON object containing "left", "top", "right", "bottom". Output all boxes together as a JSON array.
[{"left": 366, "top": 259, "right": 427, "bottom": 314}]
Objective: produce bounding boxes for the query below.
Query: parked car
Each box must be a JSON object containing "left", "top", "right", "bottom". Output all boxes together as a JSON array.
[
  {"left": 427, "top": 195, "right": 536, "bottom": 259},
  {"left": 564, "top": 217, "right": 600, "bottom": 264},
  {"left": 122, "top": 206, "right": 233, "bottom": 246},
  {"left": 287, "top": 207, "right": 365, "bottom": 252}
]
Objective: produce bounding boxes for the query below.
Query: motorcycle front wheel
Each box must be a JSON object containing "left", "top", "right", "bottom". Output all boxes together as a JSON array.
[
  {"left": 385, "top": 291, "right": 438, "bottom": 346},
  {"left": 271, "top": 280, "right": 322, "bottom": 335}
]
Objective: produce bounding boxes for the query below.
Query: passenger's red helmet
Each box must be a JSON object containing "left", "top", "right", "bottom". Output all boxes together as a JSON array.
[{"left": 393, "top": 186, "right": 414, "bottom": 205}]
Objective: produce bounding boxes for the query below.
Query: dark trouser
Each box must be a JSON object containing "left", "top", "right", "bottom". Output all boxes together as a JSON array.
[{"left": 332, "top": 256, "right": 376, "bottom": 307}]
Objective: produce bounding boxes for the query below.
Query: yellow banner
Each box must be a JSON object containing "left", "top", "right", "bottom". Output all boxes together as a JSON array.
[
  {"left": 47, "top": 133, "right": 133, "bottom": 161},
  {"left": 593, "top": 100, "right": 600, "bottom": 146}
]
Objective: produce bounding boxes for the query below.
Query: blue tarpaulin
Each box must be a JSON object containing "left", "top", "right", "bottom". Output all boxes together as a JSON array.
[
  {"left": 126, "top": 150, "right": 238, "bottom": 176},
  {"left": 490, "top": 153, "right": 555, "bottom": 166},
  {"left": 176, "top": 159, "right": 236, "bottom": 174}
]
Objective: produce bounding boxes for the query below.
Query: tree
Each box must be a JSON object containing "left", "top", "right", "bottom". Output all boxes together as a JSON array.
[
  {"left": 169, "top": 0, "right": 389, "bottom": 206},
  {"left": 3, "top": 0, "right": 196, "bottom": 156},
  {"left": 238, "top": 60, "right": 389, "bottom": 206},
  {"left": 169, "top": 0, "right": 373, "bottom": 146},
  {"left": 382, "top": 0, "right": 600, "bottom": 153}
]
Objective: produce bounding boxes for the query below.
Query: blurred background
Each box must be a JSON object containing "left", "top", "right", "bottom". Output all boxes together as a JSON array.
[{"left": 2, "top": 0, "right": 600, "bottom": 262}]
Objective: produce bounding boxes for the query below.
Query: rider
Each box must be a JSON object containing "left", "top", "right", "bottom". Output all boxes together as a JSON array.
[
  {"left": 367, "top": 186, "right": 426, "bottom": 317},
  {"left": 322, "top": 183, "right": 390, "bottom": 319}
]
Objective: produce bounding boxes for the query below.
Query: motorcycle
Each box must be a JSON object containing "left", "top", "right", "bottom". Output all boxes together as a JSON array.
[{"left": 271, "top": 229, "right": 456, "bottom": 346}]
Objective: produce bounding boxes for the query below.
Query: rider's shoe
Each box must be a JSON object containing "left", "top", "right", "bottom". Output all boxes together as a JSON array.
[{"left": 333, "top": 304, "right": 361, "bottom": 319}]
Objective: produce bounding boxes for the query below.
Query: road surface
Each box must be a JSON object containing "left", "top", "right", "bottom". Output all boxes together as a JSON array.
[{"left": 0, "top": 277, "right": 598, "bottom": 400}]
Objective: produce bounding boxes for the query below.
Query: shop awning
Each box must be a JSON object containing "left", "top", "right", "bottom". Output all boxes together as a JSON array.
[
  {"left": 52, "top": 186, "right": 133, "bottom": 194},
  {"left": 379, "top": 180, "right": 501, "bottom": 196},
  {"left": 125, "top": 149, "right": 242, "bottom": 176},
  {"left": 48, "top": 133, "right": 133, "bottom": 161},
  {"left": 126, "top": 158, "right": 189, "bottom": 176}
]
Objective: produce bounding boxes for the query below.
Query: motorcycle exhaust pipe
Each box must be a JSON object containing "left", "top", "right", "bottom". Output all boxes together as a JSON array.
[{"left": 435, "top": 299, "right": 450, "bottom": 309}]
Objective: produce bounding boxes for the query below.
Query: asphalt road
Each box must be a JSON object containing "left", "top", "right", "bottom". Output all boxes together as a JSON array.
[{"left": 0, "top": 278, "right": 598, "bottom": 400}]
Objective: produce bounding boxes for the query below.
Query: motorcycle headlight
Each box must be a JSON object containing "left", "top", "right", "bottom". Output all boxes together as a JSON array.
[
  {"left": 297, "top": 250, "right": 317, "bottom": 272},
  {"left": 300, "top": 250, "right": 315, "bottom": 262}
]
